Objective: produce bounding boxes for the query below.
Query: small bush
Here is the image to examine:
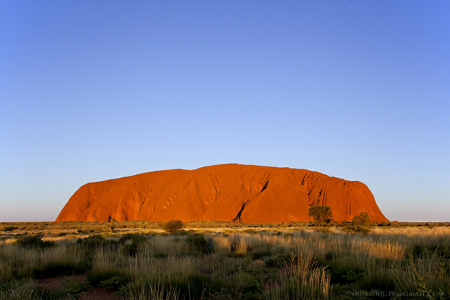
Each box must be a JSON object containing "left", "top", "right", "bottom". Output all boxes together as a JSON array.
[
  {"left": 77, "top": 234, "right": 120, "bottom": 251},
  {"left": 99, "top": 275, "right": 130, "bottom": 290},
  {"left": 343, "top": 212, "right": 372, "bottom": 234},
  {"left": 240, "top": 273, "right": 260, "bottom": 296},
  {"left": 76, "top": 235, "right": 119, "bottom": 269},
  {"left": 88, "top": 270, "right": 128, "bottom": 287},
  {"left": 161, "top": 220, "right": 184, "bottom": 233},
  {"left": 121, "top": 234, "right": 147, "bottom": 257},
  {"left": 16, "top": 235, "right": 55, "bottom": 249},
  {"left": 118, "top": 233, "right": 135, "bottom": 244},
  {"left": 119, "top": 233, "right": 146, "bottom": 245},
  {"left": 50, "top": 278, "right": 90, "bottom": 299},
  {"left": 353, "top": 212, "right": 371, "bottom": 225},
  {"left": 76, "top": 234, "right": 108, "bottom": 249},
  {"left": 123, "top": 241, "right": 144, "bottom": 257},
  {"left": 185, "top": 234, "right": 214, "bottom": 254}
]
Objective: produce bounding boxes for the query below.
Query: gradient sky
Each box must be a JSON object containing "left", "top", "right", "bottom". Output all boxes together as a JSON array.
[{"left": 1, "top": 1, "right": 449, "bottom": 222}]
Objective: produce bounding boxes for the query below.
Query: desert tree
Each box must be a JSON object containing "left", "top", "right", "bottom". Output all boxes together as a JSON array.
[{"left": 308, "top": 206, "right": 333, "bottom": 225}]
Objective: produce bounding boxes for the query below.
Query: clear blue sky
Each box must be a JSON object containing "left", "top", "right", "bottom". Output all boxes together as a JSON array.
[{"left": 1, "top": 1, "right": 449, "bottom": 222}]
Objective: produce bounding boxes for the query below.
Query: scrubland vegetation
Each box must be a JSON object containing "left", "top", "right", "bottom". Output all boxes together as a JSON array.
[{"left": 0, "top": 221, "right": 449, "bottom": 299}]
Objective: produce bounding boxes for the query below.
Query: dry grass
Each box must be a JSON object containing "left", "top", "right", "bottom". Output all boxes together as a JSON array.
[
  {"left": 1, "top": 223, "right": 450, "bottom": 299},
  {"left": 0, "top": 241, "right": 83, "bottom": 281},
  {"left": 262, "top": 252, "right": 330, "bottom": 300}
]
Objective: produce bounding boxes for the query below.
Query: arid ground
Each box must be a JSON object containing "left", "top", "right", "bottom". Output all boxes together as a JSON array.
[{"left": 1, "top": 221, "right": 449, "bottom": 300}]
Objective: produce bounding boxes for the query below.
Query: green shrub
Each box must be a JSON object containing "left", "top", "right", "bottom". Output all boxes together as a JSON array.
[
  {"left": 343, "top": 212, "right": 372, "bottom": 234},
  {"left": 240, "top": 273, "right": 260, "bottom": 297},
  {"left": 118, "top": 233, "right": 135, "bottom": 244},
  {"left": 77, "top": 234, "right": 120, "bottom": 251},
  {"left": 99, "top": 275, "right": 130, "bottom": 290},
  {"left": 185, "top": 234, "right": 214, "bottom": 254},
  {"left": 88, "top": 270, "right": 128, "bottom": 287},
  {"left": 161, "top": 220, "right": 184, "bottom": 233},
  {"left": 76, "top": 235, "right": 119, "bottom": 269},
  {"left": 121, "top": 234, "right": 147, "bottom": 257},
  {"left": 16, "top": 235, "right": 55, "bottom": 249},
  {"left": 50, "top": 278, "right": 90, "bottom": 299},
  {"left": 76, "top": 234, "right": 108, "bottom": 249},
  {"left": 123, "top": 241, "right": 145, "bottom": 257},
  {"left": 341, "top": 270, "right": 364, "bottom": 283},
  {"left": 353, "top": 212, "right": 371, "bottom": 225},
  {"left": 119, "top": 233, "right": 146, "bottom": 245}
]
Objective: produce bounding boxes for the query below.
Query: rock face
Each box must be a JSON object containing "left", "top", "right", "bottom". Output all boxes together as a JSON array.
[{"left": 56, "top": 164, "right": 388, "bottom": 223}]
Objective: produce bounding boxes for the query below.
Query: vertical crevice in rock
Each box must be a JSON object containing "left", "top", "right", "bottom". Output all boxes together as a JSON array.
[
  {"left": 232, "top": 180, "right": 269, "bottom": 223},
  {"left": 301, "top": 173, "right": 308, "bottom": 186},
  {"left": 232, "top": 199, "right": 250, "bottom": 223},
  {"left": 258, "top": 180, "right": 269, "bottom": 195}
]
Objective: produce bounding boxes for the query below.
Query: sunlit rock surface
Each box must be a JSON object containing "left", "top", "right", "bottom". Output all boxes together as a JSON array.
[{"left": 56, "top": 164, "right": 388, "bottom": 223}]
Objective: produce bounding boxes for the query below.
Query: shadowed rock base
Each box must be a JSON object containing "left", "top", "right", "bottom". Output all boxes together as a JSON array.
[{"left": 56, "top": 164, "right": 388, "bottom": 223}]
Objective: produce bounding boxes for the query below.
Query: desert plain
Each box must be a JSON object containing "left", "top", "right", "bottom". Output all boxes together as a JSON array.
[
  {"left": 1, "top": 219, "right": 450, "bottom": 300},
  {"left": 1, "top": 165, "right": 449, "bottom": 300}
]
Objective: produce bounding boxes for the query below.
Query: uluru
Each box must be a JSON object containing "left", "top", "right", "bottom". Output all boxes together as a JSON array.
[{"left": 56, "top": 164, "right": 388, "bottom": 223}]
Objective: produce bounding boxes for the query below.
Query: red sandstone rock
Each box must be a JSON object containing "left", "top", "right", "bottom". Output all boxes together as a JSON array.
[{"left": 56, "top": 164, "right": 388, "bottom": 223}]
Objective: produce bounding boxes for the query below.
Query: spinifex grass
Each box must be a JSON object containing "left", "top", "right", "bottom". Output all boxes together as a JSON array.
[
  {"left": 0, "top": 241, "right": 84, "bottom": 282},
  {"left": 262, "top": 252, "right": 331, "bottom": 300},
  {"left": 0, "top": 278, "right": 48, "bottom": 300},
  {"left": 1, "top": 226, "right": 449, "bottom": 299}
]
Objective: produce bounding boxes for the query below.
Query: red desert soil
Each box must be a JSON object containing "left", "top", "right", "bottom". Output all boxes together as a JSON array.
[
  {"left": 56, "top": 164, "right": 388, "bottom": 223},
  {"left": 38, "top": 274, "right": 116, "bottom": 300}
]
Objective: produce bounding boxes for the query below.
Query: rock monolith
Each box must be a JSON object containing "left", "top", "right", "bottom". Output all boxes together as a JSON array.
[{"left": 56, "top": 164, "right": 388, "bottom": 223}]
